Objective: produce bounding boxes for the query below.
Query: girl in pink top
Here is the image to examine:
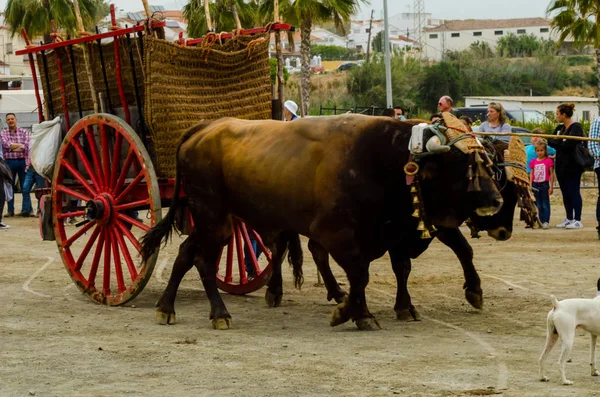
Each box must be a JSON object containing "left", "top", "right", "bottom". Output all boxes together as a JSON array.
[{"left": 529, "top": 141, "right": 555, "bottom": 229}]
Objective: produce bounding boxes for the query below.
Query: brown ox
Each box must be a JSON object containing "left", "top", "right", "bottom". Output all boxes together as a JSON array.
[{"left": 141, "top": 114, "right": 503, "bottom": 330}]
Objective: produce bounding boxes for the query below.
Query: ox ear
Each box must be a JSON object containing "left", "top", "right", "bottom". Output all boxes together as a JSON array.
[{"left": 425, "top": 135, "right": 450, "bottom": 154}]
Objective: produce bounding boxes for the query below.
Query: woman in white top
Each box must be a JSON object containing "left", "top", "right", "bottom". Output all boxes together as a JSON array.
[{"left": 479, "top": 102, "right": 512, "bottom": 141}]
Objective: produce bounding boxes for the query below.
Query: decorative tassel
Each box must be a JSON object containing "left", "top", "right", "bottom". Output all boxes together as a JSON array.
[
  {"left": 466, "top": 164, "right": 473, "bottom": 179},
  {"left": 474, "top": 151, "right": 483, "bottom": 164},
  {"left": 473, "top": 175, "right": 481, "bottom": 191}
]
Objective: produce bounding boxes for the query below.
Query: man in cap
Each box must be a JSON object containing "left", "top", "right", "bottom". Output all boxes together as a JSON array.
[{"left": 283, "top": 100, "right": 299, "bottom": 121}]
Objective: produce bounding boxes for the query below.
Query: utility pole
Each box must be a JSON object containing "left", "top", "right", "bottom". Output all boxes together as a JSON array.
[
  {"left": 383, "top": 0, "right": 392, "bottom": 108},
  {"left": 413, "top": 0, "right": 426, "bottom": 57},
  {"left": 365, "top": 9, "right": 374, "bottom": 63}
]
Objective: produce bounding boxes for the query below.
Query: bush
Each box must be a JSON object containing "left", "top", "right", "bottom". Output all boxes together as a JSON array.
[
  {"left": 567, "top": 55, "right": 593, "bottom": 66},
  {"left": 269, "top": 58, "right": 290, "bottom": 85}
]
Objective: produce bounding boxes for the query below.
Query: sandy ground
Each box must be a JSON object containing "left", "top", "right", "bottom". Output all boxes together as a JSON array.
[{"left": 2, "top": 192, "right": 600, "bottom": 397}]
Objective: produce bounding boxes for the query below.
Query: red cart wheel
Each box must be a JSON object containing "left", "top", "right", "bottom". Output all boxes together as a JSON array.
[
  {"left": 52, "top": 114, "right": 162, "bottom": 305},
  {"left": 216, "top": 218, "right": 272, "bottom": 294}
]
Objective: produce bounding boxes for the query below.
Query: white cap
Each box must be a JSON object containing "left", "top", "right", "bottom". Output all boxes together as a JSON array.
[{"left": 284, "top": 100, "right": 298, "bottom": 117}]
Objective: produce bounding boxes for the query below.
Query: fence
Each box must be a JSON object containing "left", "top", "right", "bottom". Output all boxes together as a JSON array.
[{"left": 319, "top": 105, "right": 388, "bottom": 116}]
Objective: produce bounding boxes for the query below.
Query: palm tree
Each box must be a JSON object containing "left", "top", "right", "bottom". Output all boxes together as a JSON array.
[
  {"left": 547, "top": 0, "right": 600, "bottom": 108},
  {"left": 260, "top": 0, "right": 363, "bottom": 116},
  {"left": 183, "top": 0, "right": 260, "bottom": 37},
  {"left": 3, "top": 0, "right": 109, "bottom": 42}
]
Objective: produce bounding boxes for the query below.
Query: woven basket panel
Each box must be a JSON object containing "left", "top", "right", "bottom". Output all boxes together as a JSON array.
[
  {"left": 143, "top": 34, "right": 272, "bottom": 178},
  {"left": 37, "top": 38, "right": 144, "bottom": 117},
  {"left": 504, "top": 136, "right": 529, "bottom": 184}
]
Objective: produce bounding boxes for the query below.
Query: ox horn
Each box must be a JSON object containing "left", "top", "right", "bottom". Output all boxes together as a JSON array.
[{"left": 425, "top": 136, "right": 450, "bottom": 153}]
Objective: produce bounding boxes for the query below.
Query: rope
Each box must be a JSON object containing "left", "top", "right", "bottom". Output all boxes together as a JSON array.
[{"left": 472, "top": 131, "right": 600, "bottom": 143}]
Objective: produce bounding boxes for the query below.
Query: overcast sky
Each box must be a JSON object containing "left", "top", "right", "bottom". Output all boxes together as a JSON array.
[{"left": 0, "top": 0, "right": 554, "bottom": 21}]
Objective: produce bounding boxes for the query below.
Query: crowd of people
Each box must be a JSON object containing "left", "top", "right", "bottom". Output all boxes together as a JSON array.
[{"left": 381, "top": 97, "right": 600, "bottom": 238}]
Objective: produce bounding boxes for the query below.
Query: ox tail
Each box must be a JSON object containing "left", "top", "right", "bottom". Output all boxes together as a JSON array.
[
  {"left": 140, "top": 123, "right": 206, "bottom": 263},
  {"left": 550, "top": 295, "right": 560, "bottom": 311},
  {"left": 286, "top": 232, "right": 304, "bottom": 289}
]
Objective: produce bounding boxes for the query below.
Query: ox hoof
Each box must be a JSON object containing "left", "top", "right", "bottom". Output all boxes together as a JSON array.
[
  {"left": 592, "top": 370, "right": 599, "bottom": 376},
  {"left": 156, "top": 310, "right": 176, "bottom": 325},
  {"left": 355, "top": 317, "right": 382, "bottom": 331},
  {"left": 540, "top": 376, "right": 549, "bottom": 382},
  {"left": 396, "top": 306, "right": 421, "bottom": 321},
  {"left": 562, "top": 379, "right": 573, "bottom": 386},
  {"left": 328, "top": 291, "right": 348, "bottom": 304},
  {"left": 330, "top": 299, "right": 351, "bottom": 327},
  {"left": 465, "top": 289, "right": 483, "bottom": 310},
  {"left": 212, "top": 317, "right": 232, "bottom": 330},
  {"left": 265, "top": 290, "right": 282, "bottom": 307}
]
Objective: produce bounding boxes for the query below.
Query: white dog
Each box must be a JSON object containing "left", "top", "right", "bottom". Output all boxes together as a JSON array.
[{"left": 539, "top": 279, "right": 600, "bottom": 385}]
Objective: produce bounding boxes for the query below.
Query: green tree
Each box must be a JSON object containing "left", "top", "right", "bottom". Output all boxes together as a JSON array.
[
  {"left": 311, "top": 44, "right": 349, "bottom": 59},
  {"left": 547, "top": 0, "right": 600, "bottom": 108},
  {"left": 3, "top": 0, "right": 109, "bottom": 41},
  {"left": 418, "top": 61, "right": 461, "bottom": 112},
  {"left": 183, "top": 0, "right": 259, "bottom": 38},
  {"left": 496, "top": 33, "right": 541, "bottom": 57},
  {"left": 469, "top": 41, "right": 493, "bottom": 58},
  {"left": 260, "top": 0, "right": 364, "bottom": 116}
]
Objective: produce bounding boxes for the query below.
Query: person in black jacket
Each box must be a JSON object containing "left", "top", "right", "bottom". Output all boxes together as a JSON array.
[{"left": 548, "top": 103, "right": 585, "bottom": 229}]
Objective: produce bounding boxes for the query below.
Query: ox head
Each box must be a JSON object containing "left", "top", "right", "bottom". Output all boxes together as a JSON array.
[
  {"left": 466, "top": 138, "right": 540, "bottom": 241},
  {"left": 408, "top": 114, "right": 503, "bottom": 228}
]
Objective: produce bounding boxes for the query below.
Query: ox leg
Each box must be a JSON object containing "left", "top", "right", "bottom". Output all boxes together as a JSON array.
[
  {"left": 308, "top": 239, "right": 347, "bottom": 304},
  {"left": 194, "top": 240, "right": 233, "bottom": 330},
  {"left": 265, "top": 234, "right": 288, "bottom": 308},
  {"left": 156, "top": 236, "right": 198, "bottom": 325},
  {"left": 329, "top": 254, "right": 380, "bottom": 331},
  {"left": 389, "top": 246, "right": 420, "bottom": 321},
  {"left": 437, "top": 228, "right": 483, "bottom": 310}
]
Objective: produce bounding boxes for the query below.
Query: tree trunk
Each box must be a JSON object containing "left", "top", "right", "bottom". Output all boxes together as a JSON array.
[
  {"left": 43, "top": 0, "right": 52, "bottom": 43},
  {"left": 597, "top": 47, "right": 600, "bottom": 112},
  {"left": 232, "top": 4, "right": 242, "bottom": 30},
  {"left": 300, "top": 16, "right": 312, "bottom": 117},
  {"left": 204, "top": 0, "right": 213, "bottom": 32}
]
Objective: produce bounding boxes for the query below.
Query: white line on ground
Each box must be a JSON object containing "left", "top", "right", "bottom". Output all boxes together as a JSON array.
[
  {"left": 22, "top": 256, "right": 54, "bottom": 298},
  {"left": 370, "top": 286, "right": 509, "bottom": 391},
  {"left": 481, "top": 274, "right": 550, "bottom": 297}
]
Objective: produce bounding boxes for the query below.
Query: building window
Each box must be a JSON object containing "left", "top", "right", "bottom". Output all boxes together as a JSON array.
[
  {"left": 517, "top": 29, "right": 526, "bottom": 34},
  {"left": 583, "top": 110, "right": 591, "bottom": 121},
  {"left": 6, "top": 43, "right": 13, "bottom": 55},
  {"left": 495, "top": 30, "right": 503, "bottom": 35},
  {"left": 540, "top": 28, "right": 549, "bottom": 33},
  {"left": 473, "top": 31, "right": 482, "bottom": 37},
  {"left": 429, "top": 34, "right": 438, "bottom": 39},
  {"left": 451, "top": 33, "right": 460, "bottom": 38}
]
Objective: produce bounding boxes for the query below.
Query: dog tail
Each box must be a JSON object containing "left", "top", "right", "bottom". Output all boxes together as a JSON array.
[{"left": 550, "top": 295, "right": 560, "bottom": 310}]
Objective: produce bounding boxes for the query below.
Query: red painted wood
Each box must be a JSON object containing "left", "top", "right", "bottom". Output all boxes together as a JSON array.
[
  {"left": 184, "top": 23, "right": 291, "bottom": 46},
  {"left": 21, "top": 28, "right": 44, "bottom": 122},
  {"left": 16, "top": 22, "right": 166, "bottom": 56}
]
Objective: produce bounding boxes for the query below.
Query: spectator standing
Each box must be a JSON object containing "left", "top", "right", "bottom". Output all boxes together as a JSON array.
[
  {"left": 459, "top": 115, "right": 473, "bottom": 132},
  {"left": 438, "top": 96, "right": 462, "bottom": 117},
  {"left": 394, "top": 106, "right": 406, "bottom": 120},
  {"left": 381, "top": 108, "right": 396, "bottom": 118},
  {"left": 0, "top": 113, "right": 33, "bottom": 217},
  {"left": 526, "top": 130, "right": 556, "bottom": 174},
  {"left": 479, "top": 102, "right": 512, "bottom": 142},
  {"left": 548, "top": 103, "right": 585, "bottom": 229},
  {"left": 529, "top": 141, "right": 554, "bottom": 229},
  {"left": 0, "top": 151, "right": 10, "bottom": 229},
  {"left": 283, "top": 100, "right": 299, "bottom": 121},
  {"left": 588, "top": 115, "right": 600, "bottom": 239}
]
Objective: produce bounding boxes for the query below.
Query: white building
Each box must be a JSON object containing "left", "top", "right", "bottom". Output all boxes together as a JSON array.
[
  {"left": 310, "top": 27, "right": 348, "bottom": 48},
  {"left": 465, "top": 96, "right": 599, "bottom": 123},
  {"left": 424, "top": 18, "right": 556, "bottom": 61},
  {"left": 347, "top": 19, "right": 384, "bottom": 52},
  {"left": 0, "top": 24, "right": 31, "bottom": 76}
]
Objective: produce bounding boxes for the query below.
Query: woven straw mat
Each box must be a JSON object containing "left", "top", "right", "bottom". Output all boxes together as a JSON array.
[
  {"left": 143, "top": 33, "right": 272, "bottom": 178},
  {"left": 504, "top": 136, "right": 529, "bottom": 184},
  {"left": 441, "top": 112, "right": 479, "bottom": 154},
  {"left": 37, "top": 38, "right": 144, "bottom": 118}
]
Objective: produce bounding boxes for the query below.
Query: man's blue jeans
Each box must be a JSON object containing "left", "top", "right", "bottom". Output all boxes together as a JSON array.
[
  {"left": 22, "top": 167, "right": 46, "bottom": 213},
  {"left": 6, "top": 158, "right": 26, "bottom": 213}
]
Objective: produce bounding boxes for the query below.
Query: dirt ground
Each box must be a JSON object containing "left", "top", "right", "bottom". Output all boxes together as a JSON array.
[{"left": 3, "top": 192, "right": 600, "bottom": 397}]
